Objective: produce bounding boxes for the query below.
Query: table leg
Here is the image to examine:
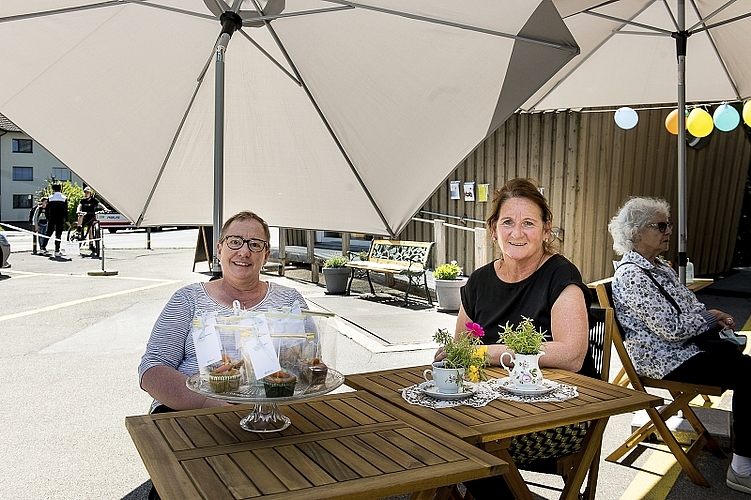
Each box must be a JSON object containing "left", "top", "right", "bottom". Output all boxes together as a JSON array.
[
  {"left": 409, "top": 486, "right": 450, "bottom": 500},
  {"left": 559, "top": 417, "right": 608, "bottom": 500},
  {"left": 485, "top": 448, "right": 534, "bottom": 500}
]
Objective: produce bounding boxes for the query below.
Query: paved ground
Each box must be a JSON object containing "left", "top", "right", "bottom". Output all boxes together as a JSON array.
[{"left": 0, "top": 227, "right": 749, "bottom": 500}]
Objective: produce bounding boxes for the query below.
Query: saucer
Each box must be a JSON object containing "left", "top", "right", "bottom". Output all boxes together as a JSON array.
[
  {"left": 418, "top": 381, "right": 477, "bottom": 400},
  {"left": 495, "top": 377, "right": 558, "bottom": 396}
]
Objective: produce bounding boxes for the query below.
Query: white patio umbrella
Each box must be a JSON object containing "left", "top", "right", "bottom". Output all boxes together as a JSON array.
[
  {"left": 0, "top": 0, "right": 578, "bottom": 274},
  {"left": 521, "top": 0, "right": 751, "bottom": 282}
]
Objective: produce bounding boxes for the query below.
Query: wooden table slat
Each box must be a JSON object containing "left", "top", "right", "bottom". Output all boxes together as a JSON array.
[
  {"left": 315, "top": 437, "right": 384, "bottom": 477},
  {"left": 253, "top": 446, "right": 315, "bottom": 490},
  {"left": 205, "top": 454, "right": 262, "bottom": 498},
  {"left": 182, "top": 458, "right": 237, "bottom": 500},
  {"left": 228, "top": 451, "right": 288, "bottom": 496}
]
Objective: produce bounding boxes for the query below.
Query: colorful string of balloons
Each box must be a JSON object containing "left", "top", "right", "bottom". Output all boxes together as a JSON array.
[{"left": 614, "top": 103, "right": 751, "bottom": 136}]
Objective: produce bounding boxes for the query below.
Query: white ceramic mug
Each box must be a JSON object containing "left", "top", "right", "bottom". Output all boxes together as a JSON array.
[{"left": 423, "top": 361, "right": 465, "bottom": 394}]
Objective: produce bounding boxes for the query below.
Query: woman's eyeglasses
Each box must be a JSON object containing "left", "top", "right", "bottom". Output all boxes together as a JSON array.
[
  {"left": 222, "top": 235, "right": 269, "bottom": 252},
  {"left": 646, "top": 221, "right": 674, "bottom": 233}
]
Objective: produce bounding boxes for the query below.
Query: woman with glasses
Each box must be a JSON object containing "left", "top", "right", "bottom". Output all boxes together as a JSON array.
[
  {"left": 139, "top": 211, "right": 308, "bottom": 416},
  {"left": 609, "top": 197, "right": 751, "bottom": 494}
]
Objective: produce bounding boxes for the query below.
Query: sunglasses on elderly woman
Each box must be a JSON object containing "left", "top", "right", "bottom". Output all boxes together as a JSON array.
[
  {"left": 646, "top": 221, "right": 674, "bottom": 233},
  {"left": 222, "top": 235, "right": 269, "bottom": 252}
]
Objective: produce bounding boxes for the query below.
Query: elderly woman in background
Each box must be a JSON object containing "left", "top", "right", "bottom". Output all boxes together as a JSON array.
[
  {"left": 435, "top": 178, "right": 593, "bottom": 499},
  {"left": 139, "top": 211, "right": 307, "bottom": 414},
  {"left": 609, "top": 197, "right": 751, "bottom": 495}
]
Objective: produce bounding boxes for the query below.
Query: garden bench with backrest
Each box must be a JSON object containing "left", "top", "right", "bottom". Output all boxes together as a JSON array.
[{"left": 345, "top": 239, "right": 434, "bottom": 306}]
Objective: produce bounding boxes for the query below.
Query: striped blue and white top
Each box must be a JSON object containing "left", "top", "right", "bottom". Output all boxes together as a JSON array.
[{"left": 138, "top": 281, "right": 307, "bottom": 411}]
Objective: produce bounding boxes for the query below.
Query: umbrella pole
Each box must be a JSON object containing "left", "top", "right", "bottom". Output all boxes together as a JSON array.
[
  {"left": 676, "top": 0, "right": 688, "bottom": 285},
  {"left": 212, "top": 35, "right": 227, "bottom": 279},
  {"left": 212, "top": 9, "right": 244, "bottom": 280}
]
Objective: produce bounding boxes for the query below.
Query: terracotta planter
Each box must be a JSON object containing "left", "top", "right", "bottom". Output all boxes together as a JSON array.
[{"left": 434, "top": 277, "right": 467, "bottom": 311}]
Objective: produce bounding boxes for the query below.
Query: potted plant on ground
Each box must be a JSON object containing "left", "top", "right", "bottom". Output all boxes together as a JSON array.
[
  {"left": 322, "top": 255, "right": 350, "bottom": 294},
  {"left": 433, "top": 261, "right": 467, "bottom": 311},
  {"left": 430, "top": 322, "right": 490, "bottom": 393}
]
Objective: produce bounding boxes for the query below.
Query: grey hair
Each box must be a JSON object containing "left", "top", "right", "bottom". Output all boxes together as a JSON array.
[{"left": 608, "top": 197, "right": 671, "bottom": 255}]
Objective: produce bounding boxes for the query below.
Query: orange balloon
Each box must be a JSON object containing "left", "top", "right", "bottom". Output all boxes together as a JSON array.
[
  {"left": 687, "top": 108, "right": 714, "bottom": 137},
  {"left": 665, "top": 109, "right": 679, "bottom": 135},
  {"left": 744, "top": 101, "right": 751, "bottom": 127}
]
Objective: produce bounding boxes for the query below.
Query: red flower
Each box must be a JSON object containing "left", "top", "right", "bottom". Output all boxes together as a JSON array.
[{"left": 465, "top": 322, "right": 484, "bottom": 338}]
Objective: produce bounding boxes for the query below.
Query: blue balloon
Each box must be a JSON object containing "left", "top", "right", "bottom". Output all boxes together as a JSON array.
[
  {"left": 614, "top": 107, "right": 638, "bottom": 130},
  {"left": 713, "top": 103, "right": 740, "bottom": 132}
]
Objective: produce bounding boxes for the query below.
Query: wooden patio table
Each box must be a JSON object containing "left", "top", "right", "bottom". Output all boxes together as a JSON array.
[
  {"left": 126, "top": 390, "right": 507, "bottom": 500},
  {"left": 345, "top": 366, "right": 662, "bottom": 500}
]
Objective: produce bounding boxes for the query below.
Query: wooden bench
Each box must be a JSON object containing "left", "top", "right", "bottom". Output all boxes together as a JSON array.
[{"left": 345, "top": 239, "right": 434, "bottom": 306}]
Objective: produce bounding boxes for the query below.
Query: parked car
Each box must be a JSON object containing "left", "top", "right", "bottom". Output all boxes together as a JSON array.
[{"left": 0, "top": 233, "right": 10, "bottom": 268}]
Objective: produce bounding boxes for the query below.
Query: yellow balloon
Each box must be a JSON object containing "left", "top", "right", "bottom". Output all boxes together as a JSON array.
[
  {"left": 665, "top": 109, "right": 679, "bottom": 135},
  {"left": 687, "top": 108, "right": 714, "bottom": 137},
  {"left": 744, "top": 101, "right": 751, "bottom": 127}
]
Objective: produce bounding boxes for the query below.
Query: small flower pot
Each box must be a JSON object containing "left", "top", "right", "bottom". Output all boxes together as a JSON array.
[
  {"left": 322, "top": 267, "right": 350, "bottom": 295},
  {"left": 434, "top": 277, "right": 467, "bottom": 311}
]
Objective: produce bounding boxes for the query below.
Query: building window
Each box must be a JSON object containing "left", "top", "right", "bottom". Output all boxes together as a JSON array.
[
  {"left": 52, "top": 167, "right": 72, "bottom": 181},
  {"left": 13, "top": 194, "right": 34, "bottom": 209},
  {"left": 12, "top": 139, "right": 32, "bottom": 153},
  {"left": 12, "top": 166, "right": 33, "bottom": 181}
]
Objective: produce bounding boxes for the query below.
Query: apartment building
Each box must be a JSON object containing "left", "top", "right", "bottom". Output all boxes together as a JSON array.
[{"left": 0, "top": 113, "right": 82, "bottom": 223}]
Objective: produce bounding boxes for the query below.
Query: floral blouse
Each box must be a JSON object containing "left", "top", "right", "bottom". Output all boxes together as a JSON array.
[{"left": 611, "top": 251, "right": 716, "bottom": 379}]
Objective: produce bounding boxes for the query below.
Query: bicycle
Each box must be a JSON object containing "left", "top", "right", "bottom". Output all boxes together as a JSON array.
[{"left": 66, "top": 213, "right": 102, "bottom": 257}]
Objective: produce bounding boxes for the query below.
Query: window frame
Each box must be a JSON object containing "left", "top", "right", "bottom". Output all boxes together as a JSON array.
[
  {"left": 12, "top": 166, "right": 33, "bottom": 181},
  {"left": 11, "top": 138, "right": 33, "bottom": 153}
]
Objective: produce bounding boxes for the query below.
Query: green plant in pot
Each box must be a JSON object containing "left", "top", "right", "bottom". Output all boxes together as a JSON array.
[
  {"left": 498, "top": 317, "right": 547, "bottom": 388},
  {"left": 322, "top": 255, "right": 350, "bottom": 294},
  {"left": 433, "top": 261, "right": 466, "bottom": 311},
  {"left": 498, "top": 316, "right": 546, "bottom": 354},
  {"left": 433, "top": 261, "right": 461, "bottom": 280}
]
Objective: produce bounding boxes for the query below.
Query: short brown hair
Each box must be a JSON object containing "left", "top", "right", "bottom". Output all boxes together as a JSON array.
[
  {"left": 220, "top": 211, "right": 271, "bottom": 243},
  {"left": 486, "top": 178, "right": 554, "bottom": 254}
]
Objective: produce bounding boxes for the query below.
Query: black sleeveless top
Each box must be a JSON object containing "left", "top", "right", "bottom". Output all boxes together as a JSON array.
[{"left": 461, "top": 254, "right": 591, "bottom": 345}]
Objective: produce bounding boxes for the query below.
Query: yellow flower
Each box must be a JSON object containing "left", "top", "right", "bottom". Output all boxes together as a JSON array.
[
  {"left": 466, "top": 365, "right": 479, "bottom": 382},
  {"left": 473, "top": 345, "right": 488, "bottom": 359}
]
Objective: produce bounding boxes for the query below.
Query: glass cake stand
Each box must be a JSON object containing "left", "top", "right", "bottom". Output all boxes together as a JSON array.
[{"left": 186, "top": 370, "right": 344, "bottom": 432}]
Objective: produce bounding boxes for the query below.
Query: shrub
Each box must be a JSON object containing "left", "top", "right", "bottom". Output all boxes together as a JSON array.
[
  {"left": 324, "top": 255, "right": 349, "bottom": 268},
  {"left": 434, "top": 261, "right": 461, "bottom": 280}
]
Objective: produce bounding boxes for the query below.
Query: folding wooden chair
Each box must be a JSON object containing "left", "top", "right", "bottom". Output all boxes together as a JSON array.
[{"left": 595, "top": 282, "right": 726, "bottom": 487}]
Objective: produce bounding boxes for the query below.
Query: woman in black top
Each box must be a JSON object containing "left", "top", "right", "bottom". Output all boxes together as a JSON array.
[
  {"left": 434, "top": 178, "right": 591, "bottom": 500},
  {"left": 435, "top": 178, "right": 590, "bottom": 372}
]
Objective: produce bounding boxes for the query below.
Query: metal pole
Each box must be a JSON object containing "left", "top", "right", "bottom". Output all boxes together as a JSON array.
[
  {"left": 213, "top": 35, "right": 228, "bottom": 279},
  {"left": 676, "top": 0, "right": 688, "bottom": 284},
  {"left": 212, "top": 10, "right": 243, "bottom": 279}
]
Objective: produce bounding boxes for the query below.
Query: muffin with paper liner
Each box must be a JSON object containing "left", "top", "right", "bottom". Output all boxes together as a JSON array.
[{"left": 208, "top": 354, "right": 244, "bottom": 393}]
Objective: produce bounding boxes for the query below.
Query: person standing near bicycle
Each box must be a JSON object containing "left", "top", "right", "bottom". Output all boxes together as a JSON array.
[
  {"left": 33, "top": 197, "right": 49, "bottom": 255},
  {"left": 76, "top": 187, "right": 106, "bottom": 252},
  {"left": 45, "top": 184, "right": 68, "bottom": 258}
]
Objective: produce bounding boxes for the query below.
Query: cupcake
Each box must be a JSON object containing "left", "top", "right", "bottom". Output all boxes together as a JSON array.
[
  {"left": 209, "top": 368, "right": 242, "bottom": 393},
  {"left": 263, "top": 370, "right": 297, "bottom": 397},
  {"left": 301, "top": 358, "right": 329, "bottom": 386},
  {"left": 208, "top": 355, "right": 243, "bottom": 393}
]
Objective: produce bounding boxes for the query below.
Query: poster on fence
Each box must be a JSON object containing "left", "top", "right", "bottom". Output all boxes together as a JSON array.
[
  {"left": 463, "top": 182, "right": 475, "bottom": 201},
  {"left": 478, "top": 183, "right": 489, "bottom": 202},
  {"left": 449, "top": 180, "right": 461, "bottom": 200}
]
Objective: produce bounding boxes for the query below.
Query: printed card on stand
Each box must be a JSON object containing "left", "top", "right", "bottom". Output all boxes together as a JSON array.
[
  {"left": 192, "top": 318, "right": 222, "bottom": 370},
  {"left": 240, "top": 314, "right": 282, "bottom": 379}
]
